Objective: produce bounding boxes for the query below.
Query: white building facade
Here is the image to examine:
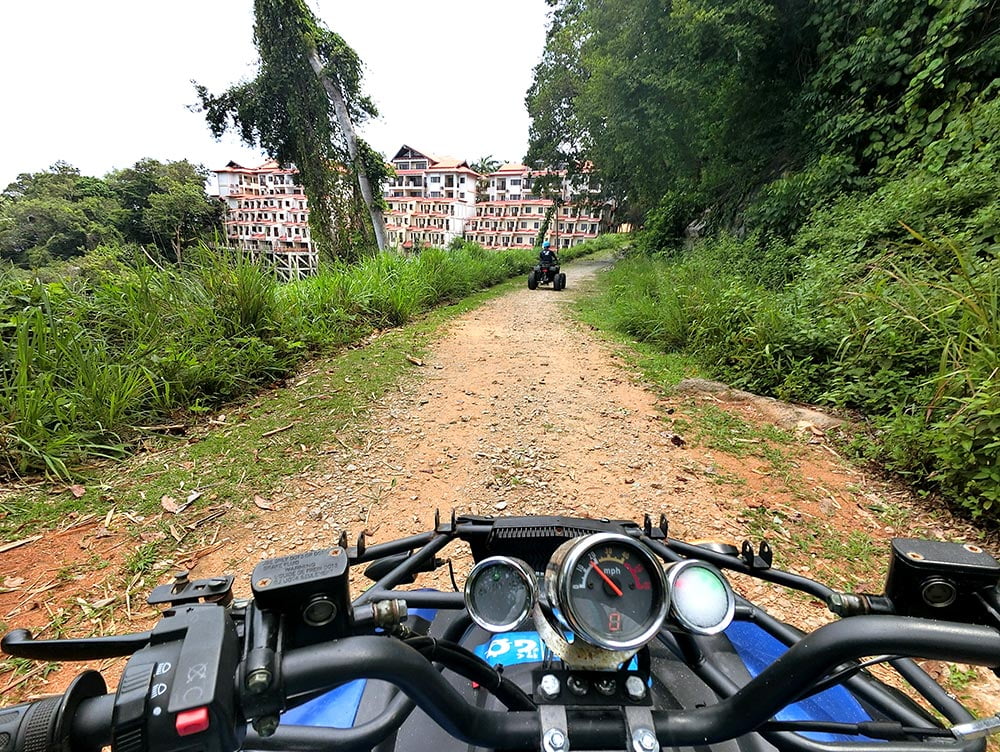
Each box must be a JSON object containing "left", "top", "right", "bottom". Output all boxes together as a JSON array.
[
  {"left": 384, "top": 146, "right": 478, "bottom": 249},
  {"left": 215, "top": 160, "right": 317, "bottom": 279},
  {"left": 467, "top": 162, "right": 610, "bottom": 250}
]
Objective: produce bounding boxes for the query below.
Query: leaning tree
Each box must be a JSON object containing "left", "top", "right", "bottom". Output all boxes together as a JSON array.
[{"left": 195, "top": 0, "right": 388, "bottom": 258}]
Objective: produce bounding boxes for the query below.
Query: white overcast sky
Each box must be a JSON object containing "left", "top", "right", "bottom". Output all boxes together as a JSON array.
[{"left": 0, "top": 1, "right": 551, "bottom": 190}]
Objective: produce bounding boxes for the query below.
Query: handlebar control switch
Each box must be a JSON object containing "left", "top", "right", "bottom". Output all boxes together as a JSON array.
[
  {"left": 112, "top": 604, "right": 241, "bottom": 752},
  {"left": 251, "top": 548, "right": 351, "bottom": 648}
]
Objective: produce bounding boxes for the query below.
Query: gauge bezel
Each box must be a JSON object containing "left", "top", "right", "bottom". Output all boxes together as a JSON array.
[
  {"left": 464, "top": 556, "right": 538, "bottom": 633},
  {"left": 665, "top": 559, "right": 735, "bottom": 635},
  {"left": 545, "top": 532, "right": 668, "bottom": 652}
]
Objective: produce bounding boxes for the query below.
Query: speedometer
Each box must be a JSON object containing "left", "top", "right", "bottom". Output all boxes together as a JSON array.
[{"left": 543, "top": 533, "right": 668, "bottom": 651}]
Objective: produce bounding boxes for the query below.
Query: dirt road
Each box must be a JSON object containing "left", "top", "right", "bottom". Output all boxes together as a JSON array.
[{"left": 196, "top": 257, "right": 983, "bottom": 624}]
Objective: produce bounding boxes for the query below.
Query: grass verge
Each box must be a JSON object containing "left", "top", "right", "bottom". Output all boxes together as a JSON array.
[{"left": 0, "top": 273, "right": 530, "bottom": 540}]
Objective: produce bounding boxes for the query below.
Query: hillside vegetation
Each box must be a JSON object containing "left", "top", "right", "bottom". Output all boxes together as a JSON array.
[
  {"left": 0, "top": 239, "right": 608, "bottom": 478},
  {"left": 526, "top": 0, "right": 1000, "bottom": 517}
]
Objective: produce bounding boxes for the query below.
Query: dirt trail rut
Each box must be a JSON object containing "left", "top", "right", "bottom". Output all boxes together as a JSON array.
[{"left": 199, "top": 259, "right": 757, "bottom": 582}]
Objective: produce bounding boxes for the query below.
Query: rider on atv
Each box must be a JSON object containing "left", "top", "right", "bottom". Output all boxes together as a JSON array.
[
  {"left": 539, "top": 240, "right": 558, "bottom": 266},
  {"left": 528, "top": 241, "right": 565, "bottom": 290}
]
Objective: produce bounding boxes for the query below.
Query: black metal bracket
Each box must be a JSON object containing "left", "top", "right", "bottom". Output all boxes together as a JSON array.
[
  {"left": 741, "top": 539, "right": 773, "bottom": 570},
  {"left": 345, "top": 530, "right": 367, "bottom": 561},
  {"left": 643, "top": 513, "right": 668, "bottom": 540},
  {"left": 433, "top": 508, "right": 457, "bottom": 534},
  {"left": 147, "top": 573, "right": 234, "bottom": 607}
]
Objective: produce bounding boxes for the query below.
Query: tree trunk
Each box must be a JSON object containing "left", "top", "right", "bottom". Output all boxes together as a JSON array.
[{"left": 307, "top": 50, "right": 387, "bottom": 252}]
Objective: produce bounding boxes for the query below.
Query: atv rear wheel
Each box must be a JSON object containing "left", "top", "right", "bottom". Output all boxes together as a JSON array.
[
  {"left": 528, "top": 271, "right": 538, "bottom": 290},
  {"left": 557, "top": 272, "right": 567, "bottom": 290}
]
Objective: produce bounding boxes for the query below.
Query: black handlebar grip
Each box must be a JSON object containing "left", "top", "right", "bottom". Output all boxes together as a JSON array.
[
  {"left": 0, "top": 696, "right": 62, "bottom": 752},
  {"left": 0, "top": 630, "right": 32, "bottom": 655},
  {"left": 0, "top": 671, "right": 107, "bottom": 752}
]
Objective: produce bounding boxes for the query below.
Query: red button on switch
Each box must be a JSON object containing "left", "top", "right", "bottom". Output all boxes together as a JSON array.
[{"left": 176, "top": 707, "right": 210, "bottom": 736}]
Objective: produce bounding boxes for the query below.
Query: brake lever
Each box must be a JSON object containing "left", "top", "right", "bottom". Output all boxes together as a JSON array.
[{"left": 1, "top": 628, "right": 153, "bottom": 660}]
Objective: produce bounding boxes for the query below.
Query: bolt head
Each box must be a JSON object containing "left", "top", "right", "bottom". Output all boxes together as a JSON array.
[
  {"left": 566, "top": 676, "right": 589, "bottom": 696},
  {"left": 595, "top": 678, "right": 616, "bottom": 696},
  {"left": 543, "top": 728, "right": 567, "bottom": 752},
  {"left": 625, "top": 675, "right": 646, "bottom": 701},
  {"left": 246, "top": 668, "right": 271, "bottom": 694},
  {"left": 252, "top": 715, "right": 279, "bottom": 737},
  {"left": 539, "top": 673, "right": 561, "bottom": 700},
  {"left": 637, "top": 729, "right": 658, "bottom": 752}
]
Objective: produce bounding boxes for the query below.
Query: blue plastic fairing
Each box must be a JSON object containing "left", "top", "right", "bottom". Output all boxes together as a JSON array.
[
  {"left": 725, "top": 620, "right": 881, "bottom": 743},
  {"left": 288, "top": 607, "right": 438, "bottom": 727}
]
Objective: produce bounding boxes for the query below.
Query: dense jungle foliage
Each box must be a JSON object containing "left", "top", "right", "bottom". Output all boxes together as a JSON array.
[
  {"left": 526, "top": 0, "right": 1000, "bottom": 516},
  {"left": 0, "top": 238, "right": 609, "bottom": 478},
  {"left": 0, "top": 159, "right": 223, "bottom": 269}
]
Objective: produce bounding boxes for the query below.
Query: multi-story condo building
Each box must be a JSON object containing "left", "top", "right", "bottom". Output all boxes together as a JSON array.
[
  {"left": 466, "top": 162, "right": 610, "bottom": 250},
  {"left": 215, "top": 159, "right": 317, "bottom": 279},
  {"left": 214, "top": 150, "right": 611, "bottom": 274},
  {"left": 384, "top": 146, "right": 478, "bottom": 249}
]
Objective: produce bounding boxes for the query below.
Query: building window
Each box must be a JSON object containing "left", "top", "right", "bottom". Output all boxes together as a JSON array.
[
  {"left": 412, "top": 160, "right": 427, "bottom": 169},
  {"left": 510, "top": 179, "right": 521, "bottom": 186},
  {"left": 429, "top": 176, "right": 441, "bottom": 183}
]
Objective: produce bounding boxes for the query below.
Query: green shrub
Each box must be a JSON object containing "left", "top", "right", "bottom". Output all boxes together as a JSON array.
[{"left": 0, "top": 237, "right": 607, "bottom": 477}]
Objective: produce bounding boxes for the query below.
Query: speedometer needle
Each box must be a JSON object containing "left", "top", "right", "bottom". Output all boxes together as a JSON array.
[{"left": 590, "top": 561, "right": 623, "bottom": 597}]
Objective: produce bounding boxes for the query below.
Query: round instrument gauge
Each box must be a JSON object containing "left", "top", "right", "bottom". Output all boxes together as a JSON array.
[
  {"left": 665, "top": 560, "right": 735, "bottom": 635},
  {"left": 544, "top": 533, "right": 668, "bottom": 651},
  {"left": 465, "top": 556, "right": 537, "bottom": 632}
]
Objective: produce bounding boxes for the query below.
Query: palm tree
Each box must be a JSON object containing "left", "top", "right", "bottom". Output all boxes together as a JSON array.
[{"left": 470, "top": 156, "right": 502, "bottom": 176}]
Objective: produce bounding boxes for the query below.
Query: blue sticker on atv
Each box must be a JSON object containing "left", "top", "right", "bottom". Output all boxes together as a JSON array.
[
  {"left": 474, "top": 631, "right": 639, "bottom": 670},
  {"left": 474, "top": 631, "right": 547, "bottom": 666}
]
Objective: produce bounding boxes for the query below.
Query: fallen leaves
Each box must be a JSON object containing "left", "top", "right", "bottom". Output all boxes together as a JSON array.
[
  {"left": 253, "top": 494, "right": 276, "bottom": 511},
  {"left": 160, "top": 496, "right": 184, "bottom": 514},
  {"left": 161, "top": 491, "right": 203, "bottom": 514}
]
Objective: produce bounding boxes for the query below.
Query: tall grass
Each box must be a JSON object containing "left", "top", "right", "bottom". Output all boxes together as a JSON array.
[
  {"left": 592, "top": 233, "right": 1000, "bottom": 517},
  {"left": 0, "top": 238, "right": 600, "bottom": 478},
  {"left": 863, "top": 234, "right": 1000, "bottom": 516}
]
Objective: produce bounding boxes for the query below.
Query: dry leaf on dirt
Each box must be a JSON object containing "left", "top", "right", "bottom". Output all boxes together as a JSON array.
[
  {"left": 253, "top": 494, "right": 276, "bottom": 511},
  {"left": 69, "top": 484, "right": 86, "bottom": 498},
  {"left": 161, "top": 495, "right": 186, "bottom": 514},
  {"left": 405, "top": 354, "right": 425, "bottom": 366}
]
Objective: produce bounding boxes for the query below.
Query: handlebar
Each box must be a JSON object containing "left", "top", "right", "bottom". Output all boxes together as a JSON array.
[
  {"left": 22, "top": 615, "right": 1000, "bottom": 752},
  {"left": 6, "top": 516, "right": 1000, "bottom": 752}
]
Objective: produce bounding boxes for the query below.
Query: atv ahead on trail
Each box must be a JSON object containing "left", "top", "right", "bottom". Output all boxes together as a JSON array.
[{"left": 527, "top": 261, "right": 566, "bottom": 291}]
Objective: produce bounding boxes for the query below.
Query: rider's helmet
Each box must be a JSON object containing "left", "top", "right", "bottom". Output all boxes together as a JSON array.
[{"left": 542, "top": 241, "right": 551, "bottom": 249}]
